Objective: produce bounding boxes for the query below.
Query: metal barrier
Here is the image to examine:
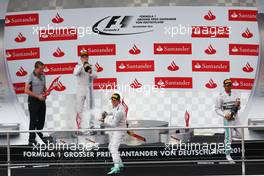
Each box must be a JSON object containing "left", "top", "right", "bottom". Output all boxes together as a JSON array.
[{"left": 1, "top": 125, "right": 264, "bottom": 176}]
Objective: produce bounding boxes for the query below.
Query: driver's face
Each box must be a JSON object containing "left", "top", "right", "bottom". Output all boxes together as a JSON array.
[
  {"left": 81, "top": 55, "right": 88, "bottom": 62},
  {"left": 224, "top": 84, "right": 232, "bottom": 92},
  {"left": 36, "top": 65, "right": 44, "bottom": 75},
  {"left": 111, "top": 98, "right": 119, "bottom": 107}
]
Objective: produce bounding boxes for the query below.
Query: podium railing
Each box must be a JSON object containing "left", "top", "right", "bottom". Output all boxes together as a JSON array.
[{"left": 1, "top": 125, "right": 264, "bottom": 176}]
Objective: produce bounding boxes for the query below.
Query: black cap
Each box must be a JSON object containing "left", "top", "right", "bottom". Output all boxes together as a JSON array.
[
  {"left": 80, "top": 49, "right": 88, "bottom": 57},
  {"left": 223, "top": 79, "right": 232, "bottom": 86},
  {"left": 111, "top": 93, "right": 121, "bottom": 101}
]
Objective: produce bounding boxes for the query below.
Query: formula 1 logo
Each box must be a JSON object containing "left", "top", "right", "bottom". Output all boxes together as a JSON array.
[{"left": 92, "top": 16, "right": 153, "bottom": 35}]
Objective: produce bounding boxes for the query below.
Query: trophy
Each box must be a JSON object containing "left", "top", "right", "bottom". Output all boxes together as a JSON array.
[
  {"left": 83, "top": 62, "right": 92, "bottom": 73},
  {"left": 230, "top": 107, "right": 239, "bottom": 120},
  {"left": 42, "top": 76, "right": 60, "bottom": 97},
  {"left": 230, "top": 98, "right": 240, "bottom": 120}
]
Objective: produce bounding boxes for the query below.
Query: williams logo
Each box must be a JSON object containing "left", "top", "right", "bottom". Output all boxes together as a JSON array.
[{"left": 92, "top": 15, "right": 154, "bottom": 35}]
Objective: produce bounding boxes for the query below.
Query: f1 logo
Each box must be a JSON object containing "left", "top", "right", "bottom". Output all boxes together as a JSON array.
[{"left": 105, "top": 16, "right": 133, "bottom": 29}]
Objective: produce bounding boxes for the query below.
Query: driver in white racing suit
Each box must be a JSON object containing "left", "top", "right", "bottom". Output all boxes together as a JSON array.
[
  {"left": 100, "top": 93, "right": 127, "bottom": 175},
  {"left": 215, "top": 79, "right": 241, "bottom": 163},
  {"left": 73, "top": 49, "right": 97, "bottom": 131}
]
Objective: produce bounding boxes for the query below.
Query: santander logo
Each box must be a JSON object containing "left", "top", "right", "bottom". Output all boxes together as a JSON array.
[
  {"left": 16, "top": 66, "right": 28, "bottom": 77},
  {"left": 5, "top": 13, "right": 39, "bottom": 26},
  {"left": 52, "top": 13, "right": 64, "bottom": 23},
  {"left": 230, "top": 78, "right": 254, "bottom": 90},
  {"left": 5, "top": 17, "right": 10, "bottom": 24},
  {"left": 5, "top": 47, "right": 40, "bottom": 61},
  {"left": 13, "top": 82, "right": 26, "bottom": 94},
  {"left": 192, "top": 60, "right": 230, "bottom": 72},
  {"left": 130, "top": 79, "right": 142, "bottom": 89},
  {"left": 39, "top": 28, "right": 77, "bottom": 41},
  {"left": 116, "top": 60, "right": 154, "bottom": 72},
  {"left": 167, "top": 61, "right": 179, "bottom": 71},
  {"left": 156, "top": 45, "right": 163, "bottom": 52},
  {"left": 229, "top": 10, "right": 257, "bottom": 21},
  {"left": 77, "top": 44, "right": 116, "bottom": 56},
  {"left": 242, "top": 28, "right": 253, "bottom": 38},
  {"left": 192, "top": 26, "right": 230, "bottom": 38},
  {"left": 205, "top": 44, "right": 216, "bottom": 55},
  {"left": 204, "top": 10, "right": 216, "bottom": 21},
  {"left": 95, "top": 62, "right": 103, "bottom": 72},
  {"left": 205, "top": 78, "right": 217, "bottom": 89},
  {"left": 154, "top": 43, "right": 192, "bottom": 55},
  {"left": 54, "top": 81, "right": 66, "bottom": 92},
  {"left": 229, "top": 44, "right": 259, "bottom": 56},
  {"left": 14, "top": 33, "right": 26, "bottom": 43},
  {"left": 231, "top": 46, "right": 239, "bottom": 53},
  {"left": 118, "top": 63, "right": 126, "bottom": 70},
  {"left": 194, "top": 63, "right": 202, "bottom": 69},
  {"left": 232, "top": 80, "right": 240, "bottom": 87},
  {"left": 230, "top": 11, "right": 238, "bottom": 19},
  {"left": 40, "top": 33, "right": 48, "bottom": 39},
  {"left": 93, "top": 78, "right": 117, "bottom": 90},
  {"left": 53, "top": 47, "right": 65, "bottom": 57},
  {"left": 43, "top": 63, "right": 77, "bottom": 75},
  {"left": 43, "top": 66, "right": 50, "bottom": 73},
  {"left": 129, "top": 44, "right": 141, "bottom": 55},
  {"left": 5, "top": 51, "right": 12, "bottom": 59},
  {"left": 155, "top": 77, "right": 193, "bottom": 89},
  {"left": 242, "top": 62, "right": 254, "bottom": 73},
  {"left": 156, "top": 79, "right": 165, "bottom": 88}
]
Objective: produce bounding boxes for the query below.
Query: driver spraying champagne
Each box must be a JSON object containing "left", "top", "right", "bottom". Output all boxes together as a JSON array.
[
  {"left": 215, "top": 79, "right": 241, "bottom": 163},
  {"left": 100, "top": 93, "right": 127, "bottom": 175},
  {"left": 73, "top": 49, "right": 97, "bottom": 133}
]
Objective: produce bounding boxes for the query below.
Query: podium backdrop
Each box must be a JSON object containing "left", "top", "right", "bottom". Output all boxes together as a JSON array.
[{"left": 4, "top": 6, "right": 259, "bottom": 135}]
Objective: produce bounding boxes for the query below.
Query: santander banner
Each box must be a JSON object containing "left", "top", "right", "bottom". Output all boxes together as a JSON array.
[
  {"left": 3, "top": 6, "right": 260, "bottom": 135},
  {"left": 154, "top": 43, "right": 192, "bottom": 55},
  {"left": 5, "top": 48, "right": 40, "bottom": 61},
  {"left": 228, "top": 9, "right": 257, "bottom": 21},
  {"left": 5, "top": 13, "right": 39, "bottom": 26},
  {"left": 192, "top": 60, "right": 230, "bottom": 72},
  {"left": 43, "top": 63, "right": 78, "bottom": 75},
  {"left": 116, "top": 60, "right": 155, "bottom": 72},
  {"left": 4, "top": 6, "right": 258, "bottom": 95},
  {"left": 77, "top": 44, "right": 116, "bottom": 56},
  {"left": 155, "top": 77, "right": 193, "bottom": 89},
  {"left": 229, "top": 44, "right": 259, "bottom": 56}
]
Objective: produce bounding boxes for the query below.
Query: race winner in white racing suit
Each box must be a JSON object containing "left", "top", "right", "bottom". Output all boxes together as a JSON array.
[
  {"left": 100, "top": 93, "right": 127, "bottom": 175},
  {"left": 73, "top": 50, "right": 97, "bottom": 130},
  {"left": 215, "top": 79, "right": 241, "bottom": 163}
]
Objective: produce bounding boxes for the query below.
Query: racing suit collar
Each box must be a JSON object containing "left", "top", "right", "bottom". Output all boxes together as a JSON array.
[
  {"left": 225, "top": 90, "right": 232, "bottom": 96},
  {"left": 113, "top": 103, "right": 121, "bottom": 110}
]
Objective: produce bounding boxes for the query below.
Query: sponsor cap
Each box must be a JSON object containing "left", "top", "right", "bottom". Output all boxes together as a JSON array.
[
  {"left": 223, "top": 79, "right": 232, "bottom": 86},
  {"left": 111, "top": 93, "right": 121, "bottom": 101},
  {"left": 80, "top": 49, "right": 88, "bottom": 57}
]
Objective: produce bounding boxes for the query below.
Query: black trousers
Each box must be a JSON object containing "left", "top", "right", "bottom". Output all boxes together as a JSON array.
[{"left": 28, "top": 96, "right": 46, "bottom": 141}]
